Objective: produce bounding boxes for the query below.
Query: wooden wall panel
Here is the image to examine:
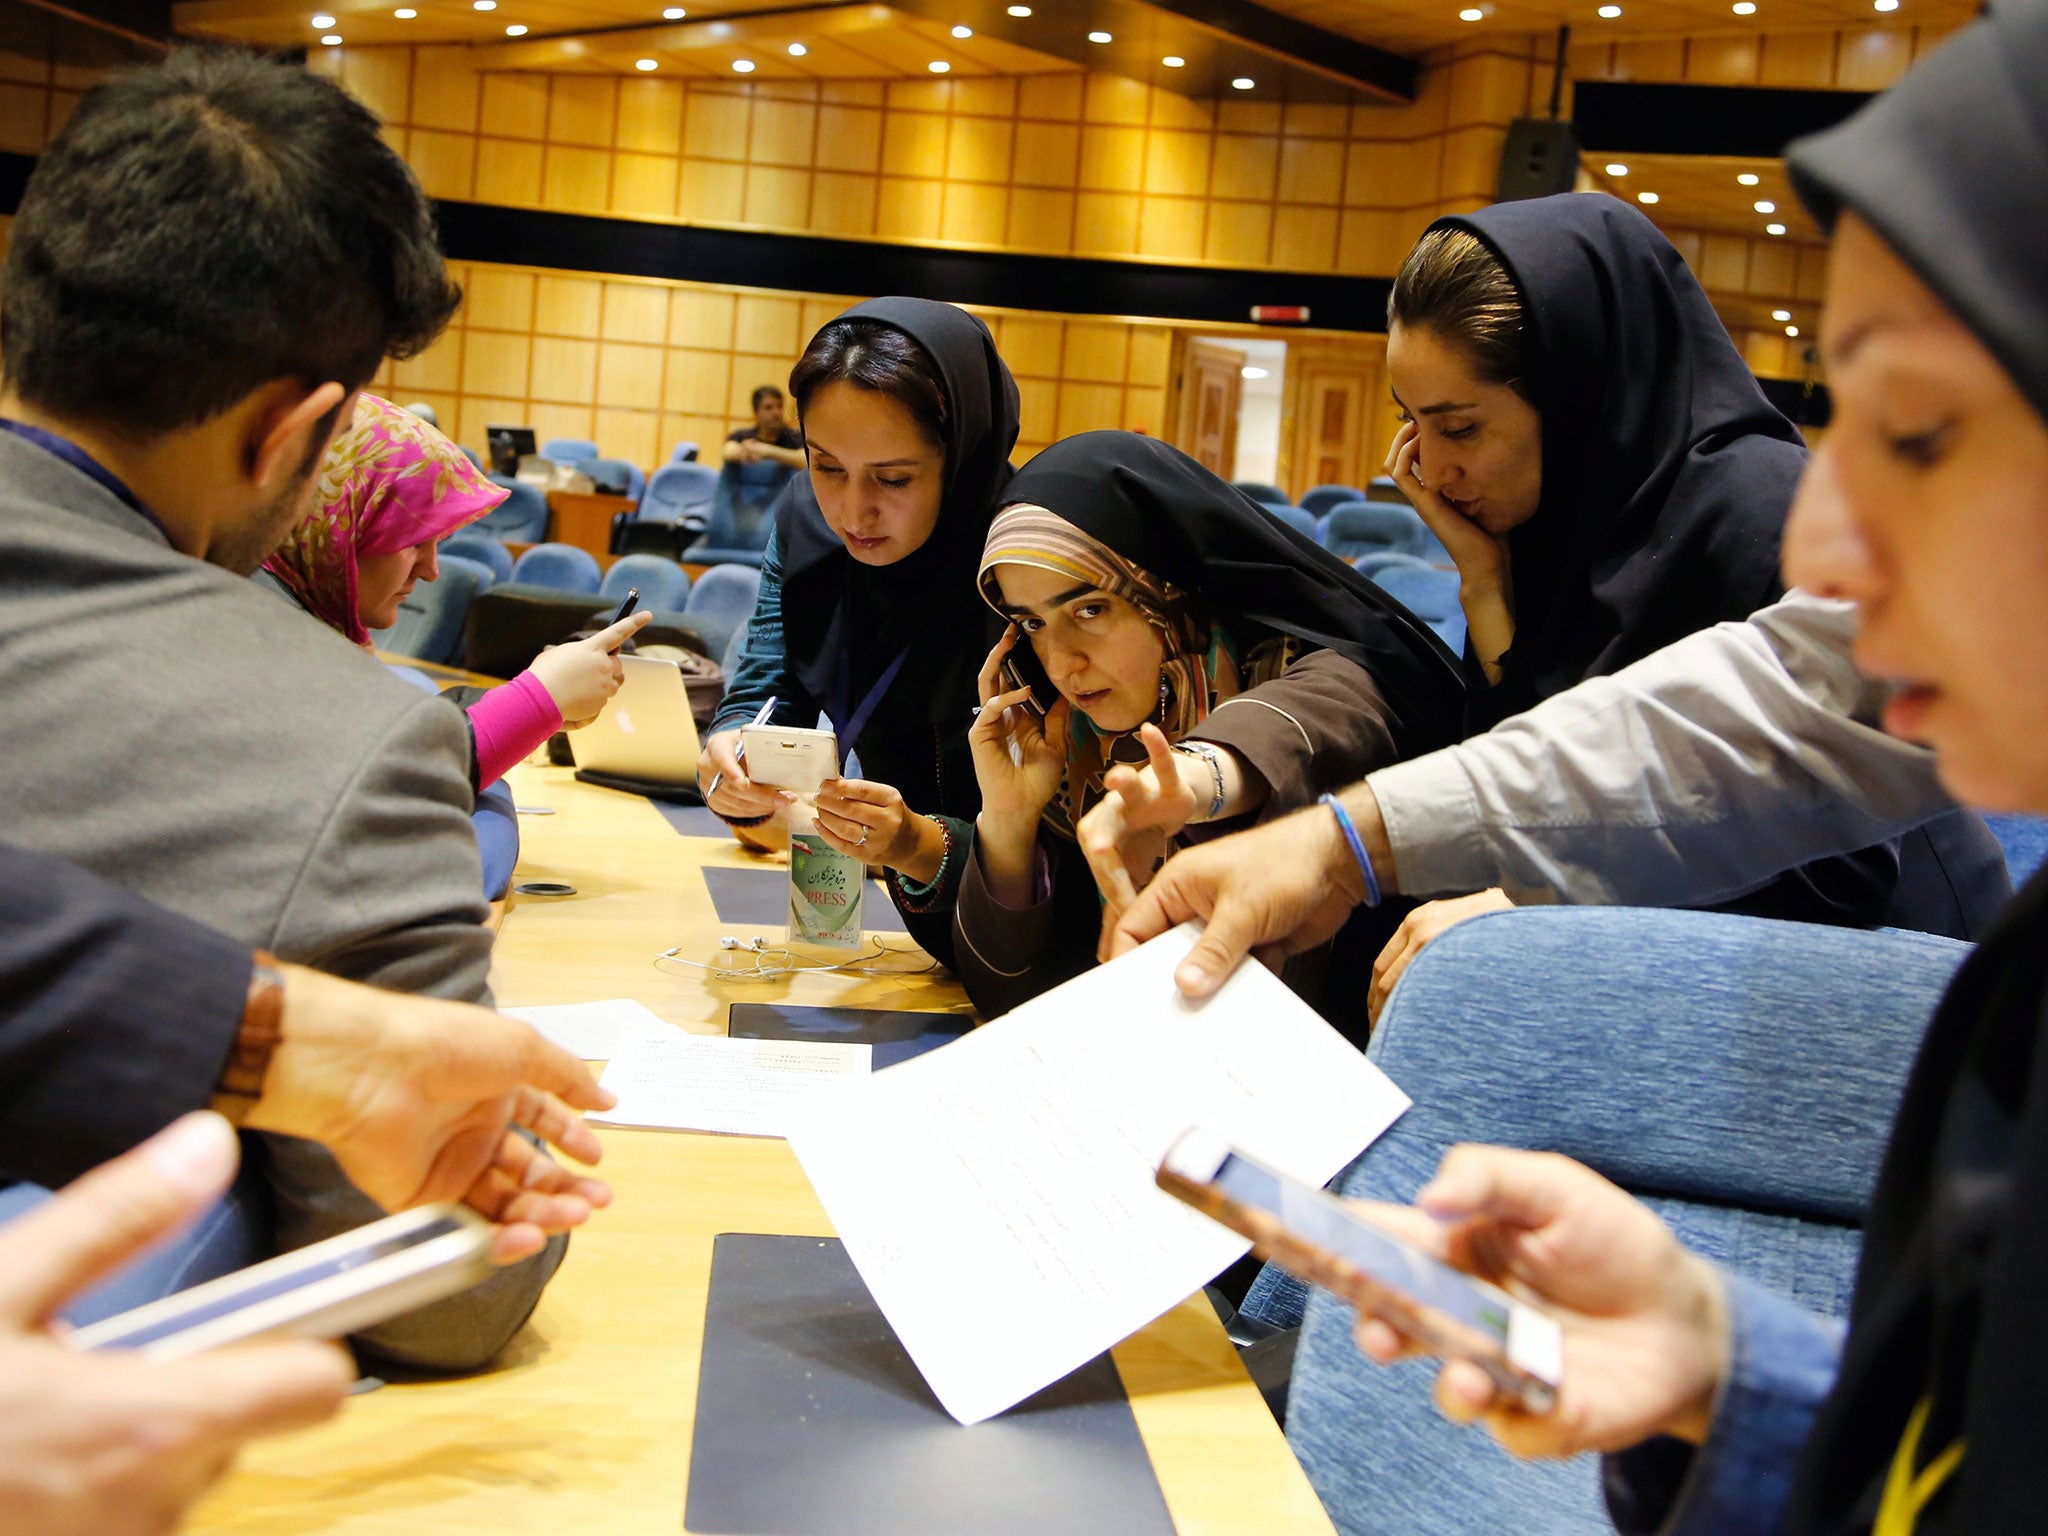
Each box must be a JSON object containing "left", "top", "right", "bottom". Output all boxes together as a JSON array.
[{"left": 302, "top": 39, "right": 1555, "bottom": 277}]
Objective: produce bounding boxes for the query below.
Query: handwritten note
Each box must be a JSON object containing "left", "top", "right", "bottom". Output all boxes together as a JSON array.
[
  {"left": 590, "top": 1030, "right": 871, "bottom": 1138},
  {"left": 788, "top": 924, "right": 1411, "bottom": 1424}
]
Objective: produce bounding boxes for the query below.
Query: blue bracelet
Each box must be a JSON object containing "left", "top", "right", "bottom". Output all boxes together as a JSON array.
[{"left": 1319, "top": 792, "right": 1382, "bottom": 907}]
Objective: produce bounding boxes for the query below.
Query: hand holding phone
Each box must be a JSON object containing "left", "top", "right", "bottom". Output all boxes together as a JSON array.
[{"left": 1157, "top": 1130, "right": 1563, "bottom": 1415}]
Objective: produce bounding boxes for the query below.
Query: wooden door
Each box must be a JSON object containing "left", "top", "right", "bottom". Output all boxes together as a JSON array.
[
  {"left": 1282, "top": 338, "right": 1390, "bottom": 495},
  {"left": 1173, "top": 340, "right": 1245, "bottom": 480}
]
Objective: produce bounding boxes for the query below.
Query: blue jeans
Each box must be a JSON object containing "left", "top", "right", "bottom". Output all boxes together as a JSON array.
[
  {"left": 0, "top": 1145, "right": 274, "bottom": 1326},
  {"left": 1250, "top": 907, "right": 1970, "bottom": 1536}
]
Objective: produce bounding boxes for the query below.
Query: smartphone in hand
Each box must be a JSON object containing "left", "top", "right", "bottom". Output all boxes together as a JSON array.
[
  {"left": 610, "top": 587, "right": 640, "bottom": 623},
  {"left": 1157, "top": 1129, "right": 1562, "bottom": 1413}
]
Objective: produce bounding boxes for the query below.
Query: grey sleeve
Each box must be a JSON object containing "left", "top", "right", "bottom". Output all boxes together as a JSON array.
[
  {"left": 1369, "top": 592, "right": 1956, "bottom": 906},
  {"left": 270, "top": 692, "right": 494, "bottom": 1005},
  {"left": 260, "top": 693, "right": 558, "bottom": 1372}
]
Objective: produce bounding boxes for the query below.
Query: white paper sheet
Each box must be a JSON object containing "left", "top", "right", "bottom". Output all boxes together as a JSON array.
[
  {"left": 501, "top": 998, "right": 679, "bottom": 1061},
  {"left": 589, "top": 1030, "right": 872, "bottom": 1137},
  {"left": 788, "top": 924, "right": 1412, "bottom": 1425}
]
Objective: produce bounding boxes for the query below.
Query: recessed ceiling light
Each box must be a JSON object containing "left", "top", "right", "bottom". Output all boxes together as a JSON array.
[
  {"left": 1873, "top": 0, "right": 1898, "bottom": 11},
  {"left": 505, "top": 23, "right": 526, "bottom": 33},
  {"left": 787, "top": 41, "right": 807, "bottom": 55},
  {"left": 929, "top": 59, "right": 950, "bottom": 71},
  {"left": 472, "top": 0, "right": 494, "bottom": 9},
  {"left": 662, "top": 6, "right": 685, "bottom": 16},
  {"left": 1753, "top": 199, "right": 1776, "bottom": 214},
  {"left": 1737, "top": 172, "right": 1761, "bottom": 186},
  {"left": 1766, "top": 222, "right": 1787, "bottom": 235},
  {"left": 635, "top": 57, "right": 656, "bottom": 69},
  {"left": 951, "top": 23, "right": 971, "bottom": 37},
  {"left": 1732, "top": 1, "right": 1755, "bottom": 11},
  {"left": 1241, "top": 366, "right": 1269, "bottom": 380},
  {"left": 311, "top": 13, "right": 335, "bottom": 26},
  {"left": 394, "top": 6, "right": 415, "bottom": 14},
  {"left": 733, "top": 58, "right": 754, "bottom": 71},
  {"left": 1087, "top": 30, "right": 1111, "bottom": 42},
  {"left": 1637, "top": 190, "right": 1659, "bottom": 204},
  {"left": 1597, "top": 5, "right": 1621, "bottom": 16},
  {"left": 1231, "top": 76, "right": 1255, "bottom": 88},
  {"left": 1785, "top": 324, "right": 1800, "bottom": 336},
  {"left": 321, "top": 32, "right": 342, "bottom": 43},
  {"left": 1007, "top": 4, "right": 1030, "bottom": 13},
  {"left": 1458, "top": 7, "right": 1484, "bottom": 18},
  {"left": 1604, "top": 162, "right": 1628, "bottom": 176},
  {"left": 1771, "top": 309, "right": 1792, "bottom": 322},
  {"left": 1162, "top": 55, "right": 1184, "bottom": 66}
]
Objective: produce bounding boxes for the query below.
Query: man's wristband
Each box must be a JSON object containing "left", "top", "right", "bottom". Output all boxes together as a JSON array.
[
  {"left": 214, "top": 951, "right": 286, "bottom": 1125},
  {"left": 1319, "top": 793, "right": 1382, "bottom": 907}
]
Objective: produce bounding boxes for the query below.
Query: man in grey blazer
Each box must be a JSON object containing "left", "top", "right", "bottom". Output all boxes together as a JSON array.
[{"left": 0, "top": 50, "right": 555, "bottom": 1369}]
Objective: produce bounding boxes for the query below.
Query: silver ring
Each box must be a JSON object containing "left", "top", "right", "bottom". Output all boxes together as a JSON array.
[{"left": 857, "top": 828, "right": 869, "bottom": 847}]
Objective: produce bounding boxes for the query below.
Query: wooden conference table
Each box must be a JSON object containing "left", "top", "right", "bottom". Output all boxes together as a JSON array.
[{"left": 192, "top": 763, "right": 1336, "bottom": 1536}]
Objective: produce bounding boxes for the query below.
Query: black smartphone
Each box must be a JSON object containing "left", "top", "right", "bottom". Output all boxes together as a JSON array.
[
  {"left": 1001, "top": 644, "right": 1060, "bottom": 717},
  {"left": 611, "top": 587, "right": 641, "bottom": 623}
]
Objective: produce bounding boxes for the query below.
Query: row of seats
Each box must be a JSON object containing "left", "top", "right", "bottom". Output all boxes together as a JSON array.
[
  {"left": 374, "top": 541, "right": 762, "bottom": 672},
  {"left": 1234, "top": 477, "right": 1412, "bottom": 517}
]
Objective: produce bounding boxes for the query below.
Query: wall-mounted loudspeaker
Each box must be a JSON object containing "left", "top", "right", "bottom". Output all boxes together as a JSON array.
[{"left": 1495, "top": 117, "right": 1582, "bottom": 202}]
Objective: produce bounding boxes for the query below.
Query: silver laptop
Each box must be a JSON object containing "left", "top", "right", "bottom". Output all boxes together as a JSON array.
[{"left": 569, "top": 655, "right": 701, "bottom": 786}]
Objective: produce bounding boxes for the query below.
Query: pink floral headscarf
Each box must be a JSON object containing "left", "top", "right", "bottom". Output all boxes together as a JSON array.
[{"left": 263, "top": 393, "right": 508, "bottom": 646}]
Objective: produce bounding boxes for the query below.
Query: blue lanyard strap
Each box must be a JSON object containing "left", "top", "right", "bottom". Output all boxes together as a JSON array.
[
  {"left": 0, "top": 418, "right": 171, "bottom": 540},
  {"left": 834, "top": 646, "right": 911, "bottom": 754}
]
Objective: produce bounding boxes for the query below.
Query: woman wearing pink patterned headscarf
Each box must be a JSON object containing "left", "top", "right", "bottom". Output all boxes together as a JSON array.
[{"left": 264, "top": 393, "right": 648, "bottom": 786}]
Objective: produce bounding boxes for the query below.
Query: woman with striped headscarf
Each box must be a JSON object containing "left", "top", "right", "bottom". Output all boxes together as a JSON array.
[{"left": 952, "top": 430, "right": 1468, "bottom": 1026}]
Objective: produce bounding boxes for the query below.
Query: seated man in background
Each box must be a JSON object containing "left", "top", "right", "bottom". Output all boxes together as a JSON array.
[
  {"left": 716, "top": 382, "right": 805, "bottom": 547},
  {"left": 0, "top": 46, "right": 554, "bottom": 1371}
]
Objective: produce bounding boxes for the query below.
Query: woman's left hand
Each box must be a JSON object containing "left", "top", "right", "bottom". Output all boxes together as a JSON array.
[
  {"left": 1078, "top": 724, "right": 1197, "bottom": 923},
  {"left": 1368, "top": 888, "right": 1514, "bottom": 1023},
  {"left": 812, "top": 777, "right": 929, "bottom": 871}
]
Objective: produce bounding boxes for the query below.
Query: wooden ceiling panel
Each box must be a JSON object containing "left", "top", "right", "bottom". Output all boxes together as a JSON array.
[
  {"left": 1587, "top": 150, "right": 1821, "bottom": 240},
  {"left": 1259, "top": 0, "right": 1973, "bottom": 55}
]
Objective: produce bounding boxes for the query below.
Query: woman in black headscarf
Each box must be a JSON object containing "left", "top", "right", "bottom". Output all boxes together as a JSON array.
[
  {"left": 700, "top": 298, "right": 1019, "bottom": 959},
  {"left": 953, "top": 431, "right": 1466, "bottom": 1021},
  {"left": 1348, "top": 8, "right": 2048, "bottom": 1530},
  {"left": 1367, "top": 194, "right": 2005, "bottom": 1003}
]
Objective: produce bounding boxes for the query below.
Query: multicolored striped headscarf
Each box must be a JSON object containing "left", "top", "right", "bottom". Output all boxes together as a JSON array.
[
  {"left": 263, "top": 392, "right": 508, "bottom": 646},
  {"left": 979, "top": 503, "right": 1294, "bottom": 838}
]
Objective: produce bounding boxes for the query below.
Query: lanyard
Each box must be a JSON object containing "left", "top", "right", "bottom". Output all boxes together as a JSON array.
[
  {"left": 1873, "top": 1396, "right": 1965, "bottom": 1536},
  {"left": 0, "top": 418, "right": 171, "bottom": 540},
  {"left": 834, "top": 646, "right": 911, "bottom": 754}
]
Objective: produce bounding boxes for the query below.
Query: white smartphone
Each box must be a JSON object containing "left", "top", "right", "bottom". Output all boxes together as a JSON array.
[
  {"left": 66, "top": 1203, "right": 495, "bottom": 1361},
  {"left": 1157, "top": 1129, "right": 1563, "bottom": 1413},
  {"left": 740, "top": 722, "right": 841, "bottom": 794}
]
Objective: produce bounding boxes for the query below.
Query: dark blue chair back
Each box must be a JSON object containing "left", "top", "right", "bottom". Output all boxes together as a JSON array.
[
  {"left": 601, "top": 554, "right": 691, "bottom": 611},
  {"left": 574, "top": 456, "right": 646, "bottom": 501},
  {"left": 371, "top": 554, "right": 493, "bottom": 664},
  {"left": 510, "top": 542, "right": 603, "bottom": 594},
  {"left": 1300, "top": 484, "right": 1364, "bottom": 519},
  {"left": 1366, "top": 558, "right": 1465, "bottom": 652},
  {"left": 641, "top": 462, "right": 722, "bottom": 524},
  {"left": 542, "top": 437, "right": 601, "bottom": 463},
  {"left": 1321, "top": 501, "right": 1431, "bottom": 561},
  {"left": 1268, "top": 505, "right": 1320, "bottom": 543},
  {"left": 1232, "top": 481, "right": 1291, "bottom": 508},
  {"left": 1984, "top": 813, "right": 2048, "bottom": 885},
  {"left": 684, "top": 564, "right": 763, "bottom": 660},
  {"left": 475, "top": 478, "right": 548, "bottom": 542},
  {"left": 441, "top": 532, "right": 514, "bottom": 583}
]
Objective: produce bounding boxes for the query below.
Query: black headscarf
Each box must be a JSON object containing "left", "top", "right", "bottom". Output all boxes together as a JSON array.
[
  {"left": 777, "top": 297, "right": 1021, "bottom": 752},
  {"left": 1432, "top": 195, "right": 1808, "bottom": 729},
  {"left": 993, "top": 432, "right": 1467, "bottom": 757},
  {"left": 1779, "top": 9, "right": 2048, "bottom": 1532}
]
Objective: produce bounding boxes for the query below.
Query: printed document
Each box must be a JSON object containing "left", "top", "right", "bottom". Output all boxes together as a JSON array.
[
  {"left": 788, "top": 924, "right": 1410, "bottom": 1424},
  {"left": 501, "top": 998, "right": 681, "bottom": 1061},
  {"left": 591, "top": 1030, "right": 871, "bottom": 1137}
]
